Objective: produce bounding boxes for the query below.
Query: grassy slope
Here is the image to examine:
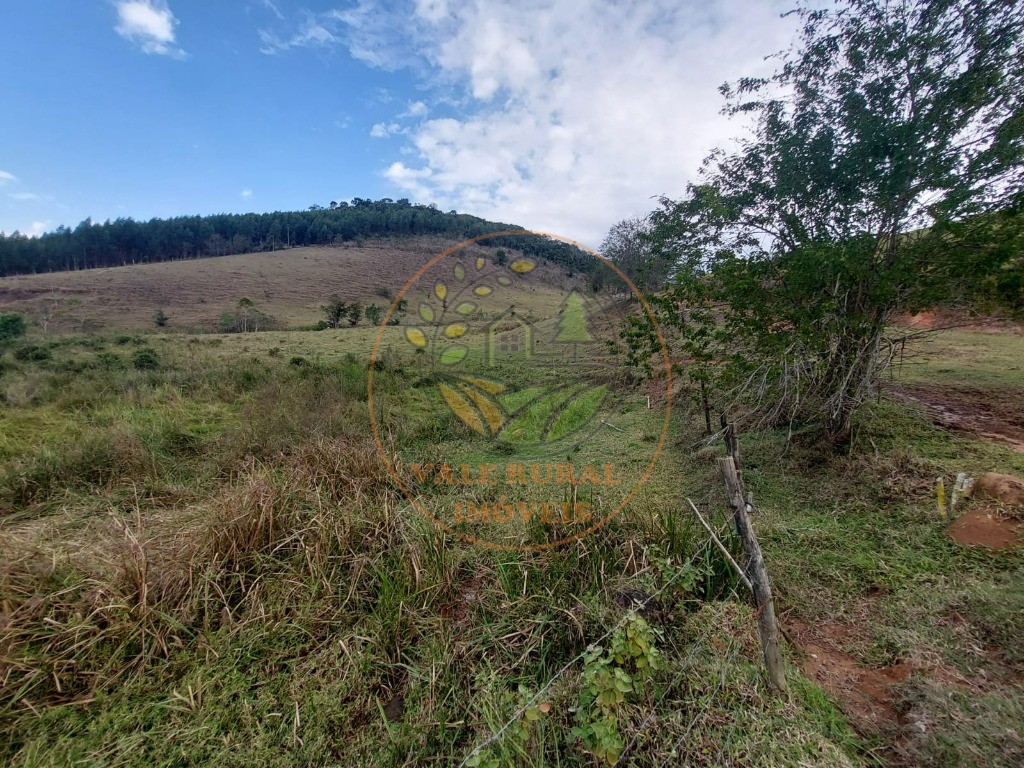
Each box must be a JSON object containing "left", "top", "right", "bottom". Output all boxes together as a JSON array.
[
  {"left": 0, "top": 322, "right": 1021, "bottom": 766},
  {"left": 0, "top": 237, "right": 582, "bottom": 333}
]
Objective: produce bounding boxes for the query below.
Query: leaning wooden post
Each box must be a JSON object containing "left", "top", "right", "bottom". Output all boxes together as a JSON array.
[{"left": 720, "top": 455, "right": 787, "bottom": 692}]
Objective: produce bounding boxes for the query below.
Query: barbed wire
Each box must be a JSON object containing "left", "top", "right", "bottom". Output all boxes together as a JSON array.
[{"left": 456, "top": 496, "right": 740, "bottom": 768}]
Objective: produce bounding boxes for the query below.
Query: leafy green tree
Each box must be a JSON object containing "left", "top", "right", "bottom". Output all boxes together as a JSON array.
[
  {"left": 153, "top": 309, "right": 168, "bottom": 328},
  {"left": 0, "top": 313, "right": 27, "bottom": 344},
  {"left": 600, "top": 215, "right": 670, "bottom": 291},
  {"left": 347, "top": 301, "right": 363, "bottom": 327},
  {"left": 321, "top": 295, "right": 348, "bottom": 329},
  {"left": 366, "top": 304, "right": 384, "bottom": 326},
  {"left": 629, "top": 0, "right": 1024, "bottom": 442}
]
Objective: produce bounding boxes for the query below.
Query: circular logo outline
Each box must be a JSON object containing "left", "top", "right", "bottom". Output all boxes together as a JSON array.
[{"left": 367, "top": 230, "right": 672, "bottom": 551}]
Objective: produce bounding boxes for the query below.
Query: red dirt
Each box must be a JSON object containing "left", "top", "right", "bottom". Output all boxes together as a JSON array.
[
  {"left": 947, "top": 507, "right": 1024, "bottom": 550},
  {"left": 894, "top": 385, "right": 1024, "bottom": 453},
  {"left": 788, "top": 617, "right": 911, "bottom": 733},
  {"left": 892, "top": 309, "right": 1024, "bottom": 334}
]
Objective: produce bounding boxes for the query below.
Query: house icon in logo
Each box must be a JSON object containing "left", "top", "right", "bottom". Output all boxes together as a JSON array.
[{"left": 487, "top": 307, "right": 533, "bottom": 366}]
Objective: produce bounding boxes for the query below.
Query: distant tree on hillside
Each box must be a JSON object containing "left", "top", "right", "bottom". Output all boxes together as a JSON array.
[
  {"left": 220, "top": 297, "right": 273, "bottom": 333},
  {"left": 153, "top": 309, "right": 168, "bottom": 328},
  {"left": 322, "top": 295, "right": 349, "bottom": 329},
  {"left": 347, "top": 302, "right": 363, "bottom": 327},
  {"left": 366, "top": 304, "right": 384, "bottom": 326},
  {"left": 0, "top": 313, "right": 27, "bottom": 344},
  {"left": 0, "top": 199, "right": 593, "bottom": 279}
]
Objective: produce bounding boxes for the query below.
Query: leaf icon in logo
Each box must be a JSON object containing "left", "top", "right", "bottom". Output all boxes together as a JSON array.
[
  {"left": 454, "top": 264, "right": 465, "bottom": 281},
  {"left": 459, "top": 383, "right": 504, "bottom": 433},
  {"left": 419, "top": 304, "right": 435, "bottom": 322},
  {"left": 406, "top": 328, "right": 427, "bottom": 348},
  {"left": 439, "top": 383, "right": 486, "bottom": 434},
  {"left": 435, "top": 283, "right": 447, "bottom": 301},
  {"left": 476, "top": 257, "right": 485, "bottom": 270},
  {"left": 497, "top": 276, "right": 511, "bottom": 287},
  {"left": 456, "top": 302, "right": 476, "bottom": 316},
  {"left": 510, "top": 259, "right": 536, "bottom": 274},
  {"left": 440, "top": 346, "right": 467, "bottom": 365},
  {"left": 438, "top": 379, "right": 506, "bottom": 435},
  {"left": 444, "top": 323, "right": 467, "bottom": 338},
  {"left": 547, "top": 385, "right": 607, "bottom": 441},
  {"left": 474, "top": 286, "right": 492, "bottom": 297},
  {"left": 498, "top": 384, "right": 607, "bottom": 444}
]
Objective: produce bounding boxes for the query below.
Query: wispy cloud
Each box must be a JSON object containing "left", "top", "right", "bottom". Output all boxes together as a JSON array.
[
  {"left": 256, "top": 1, "right": 427, "bottom": 68},
  {"left": 258, "top": 15, "right": 339, "bottom": 54},
  {"left": 0, "top": 170, "right": 16, "bottom": 185},
  {"left": 241, "top": 188, "right": 253, "bottom": 199},
  {"left": 370, "top": 122, "right": 404, "bottom": 138},
  {"left": 401, "top": 100, "right": 429, "bottom": 118},
  {"left": 114, "top": 1, "right": 186, "bottom": 58},
  {"left": 316, "top": 0, "right": 797, "bottom": 244},
  {"left": 260, "top": 0, "right": 285, "bottom": 21},
  {"left": 9, "top": 192, "right": 44, "bottom": 201}
]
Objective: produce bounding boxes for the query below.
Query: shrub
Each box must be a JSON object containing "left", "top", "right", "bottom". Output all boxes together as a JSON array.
[
  {"left": 132, "top": 347, "right": 160, "bottom": 370},
  {"left": 0, "top": 313, "right": 28, "bottom": 344},
  {"left": 13, "top": 344, "right": 51, "bottom": 362}
]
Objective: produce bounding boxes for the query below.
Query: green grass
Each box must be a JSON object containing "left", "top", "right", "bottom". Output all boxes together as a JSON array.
[
  {"left": 893, "top": 326, "right": 1024, "bottom": 390},
  {"left": 1, "top": 326, "right": 1022, "bottom": 766}
]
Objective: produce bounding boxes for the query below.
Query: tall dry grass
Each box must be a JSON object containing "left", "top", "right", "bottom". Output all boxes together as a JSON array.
[{"left": 0, "top": 434, "right": 401, "bottom": 726}]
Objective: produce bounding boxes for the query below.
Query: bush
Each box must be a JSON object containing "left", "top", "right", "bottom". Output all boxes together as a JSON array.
[
  {"left": 132, "top": 347, "right": 160, "bottom": 371},
  {"left": 0, "top": 313, "right": 28, "bottom": 344},
  {"left": 13, "top": 344, "right": 51, "bottom": 362}
]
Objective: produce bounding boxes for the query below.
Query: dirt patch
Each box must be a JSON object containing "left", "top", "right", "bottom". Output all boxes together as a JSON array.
[
  {"left": 788, "top": 617, "right": 911, "bottom": 733},
  {"left": 892, "top": 309, "right": 1024, "bottom": 334},
  {"left": 893, "top": 385, "right": 1024, "bottom": 453},
  {"left": 947, "top": 507, "right": 1024, "bottom": 550}
]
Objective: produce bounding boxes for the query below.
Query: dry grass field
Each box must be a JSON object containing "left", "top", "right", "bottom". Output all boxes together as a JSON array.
[{"left": 0, "top": 237, "right": 585, "bottom": 334}]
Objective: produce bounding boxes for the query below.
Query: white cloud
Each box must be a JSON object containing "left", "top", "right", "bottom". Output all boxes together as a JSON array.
[
  {"left": 259, "top": 16, "right": 339, "bottom": 54},
  {"left": 0, "top": 170, "right": 16, "bottom": 185},
  {"left": 9, "top": 192, "right": 43, "bottom": 201},
  {"left": 329, "top": 0, "right": 798, "bottom": 244},
  {"left": 114, "top": 1, "right": 186, "bottom": 58},
  {"left": 402, "top": 100, "right": 429, "bottom": 117},
  {"left": 261, "top": 0, "right": 285, "bottom": 21},
  {"left": 370, "top": 122, "right": 404, "bottom": 138},
  {"left": 241, "top": 188, "right": 253, "bottom": 199}
]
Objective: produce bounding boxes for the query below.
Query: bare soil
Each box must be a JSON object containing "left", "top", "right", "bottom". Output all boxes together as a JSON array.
[
  {"left": 893, "top": 385, "right": 1024, "bottom": 453},
  {"left": 947, "top": 507, "right": 1024, "bottom": 550},
  {"left": 788, "top": 615, "right": 912, "bottom": 734}
]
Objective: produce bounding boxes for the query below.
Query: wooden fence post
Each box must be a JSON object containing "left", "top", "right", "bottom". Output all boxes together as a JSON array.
[{"left": 719, "top": 453, "right": 787, "bottom": 692}]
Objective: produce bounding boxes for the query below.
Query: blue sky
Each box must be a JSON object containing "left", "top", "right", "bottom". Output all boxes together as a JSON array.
[{"left": 0, "top": 1, "right": 796, "bottom": 245}]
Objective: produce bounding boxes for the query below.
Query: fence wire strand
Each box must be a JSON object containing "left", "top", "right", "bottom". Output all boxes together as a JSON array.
[{"left": 457, "top": 496, "right": 743, "bottom": 768}]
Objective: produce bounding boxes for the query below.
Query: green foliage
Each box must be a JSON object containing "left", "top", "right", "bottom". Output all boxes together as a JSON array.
[
  {"left": 0, "top": 200, "right": 594, "bottom": 278},
  {"left": 365, "top": 304, "right": 384, "bottom": 326},
  {"left": 627, "top": 0, "right": 1024, "bottom": 441},
  {"left": 0, "top": 312, "right": 28, "bottom": 343},
  {"left": 132, "top": 347, "right": 160, "bottom": 370},
  {"left": 219, "top": 299, "right": 274, "bottom": 333},
  {"left": 571, "top": 614, "right": 662, "bottom": 764},
  {"left": 13, "top": 343, "right": 51, "bottom": 362},
  {"left": 153, "top": 309, "right": 168, "bottom": 328},
  {"left": 494, "top": 249, "right": 508, "bottom": 266}
]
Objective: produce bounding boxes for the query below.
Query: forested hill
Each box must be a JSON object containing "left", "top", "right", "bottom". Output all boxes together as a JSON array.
[{"left": 0, "top": 199, "right": 593, "bottom": 278}]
